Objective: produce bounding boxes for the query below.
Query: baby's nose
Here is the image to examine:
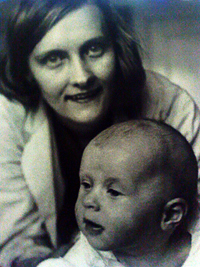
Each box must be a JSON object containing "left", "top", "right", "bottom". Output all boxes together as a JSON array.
[{"left": 83, "top": 190, "right": 100, "bottom": 211}]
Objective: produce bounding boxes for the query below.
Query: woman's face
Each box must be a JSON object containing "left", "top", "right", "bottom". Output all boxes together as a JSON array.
[{"left": 29, "top": 4, "right": 116, "bottom": 127}]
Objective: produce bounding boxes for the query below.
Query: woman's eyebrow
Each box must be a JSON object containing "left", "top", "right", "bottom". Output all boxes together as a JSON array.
[
  {"left": 33, "top": 37, "right": 108, "bottom": 59},
  {"left": 34, "top": 49, "right": 68, "bottom": 60},
  {"left": 81, "top": 36, "right": 109, "bottom": 49}
]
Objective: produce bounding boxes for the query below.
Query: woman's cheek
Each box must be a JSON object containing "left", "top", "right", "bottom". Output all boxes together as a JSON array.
[
  {"left": 34, "top": 69, "right": 68, "bottom": 96},
  {"left": 90, "top": 52, "right": 116, "bottom": 82}
]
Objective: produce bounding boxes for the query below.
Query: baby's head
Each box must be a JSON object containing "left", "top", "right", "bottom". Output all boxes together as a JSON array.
[{"left": 75, "top": 119, "right": 198, "bottom": 254}]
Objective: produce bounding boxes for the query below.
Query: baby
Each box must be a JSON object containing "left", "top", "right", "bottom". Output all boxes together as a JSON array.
[{"left": 38, "top": 119, "right": 200, "bottom": 267}]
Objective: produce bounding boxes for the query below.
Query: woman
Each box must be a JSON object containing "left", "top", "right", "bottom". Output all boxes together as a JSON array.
[{"left": 0, "top": 0, "right": 200, "bottom": 266}]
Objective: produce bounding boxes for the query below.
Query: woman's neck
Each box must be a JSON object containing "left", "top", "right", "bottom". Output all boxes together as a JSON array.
[
  {"left": 46, "top": 100, "right": 130, "bottom": 149},
  {"left": 56, "top": 114, "right": 113, "bottom": 149}
]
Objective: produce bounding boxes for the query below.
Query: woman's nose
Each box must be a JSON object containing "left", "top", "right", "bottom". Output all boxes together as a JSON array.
[
  {"left": 83, "top": 190, "right": 100, "bottom": 211},
  {"left": 69, "top": 57, "right": 93, "bottom": 89}
]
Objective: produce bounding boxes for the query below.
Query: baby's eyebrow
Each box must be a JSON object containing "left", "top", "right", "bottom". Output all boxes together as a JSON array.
[
  {"left": 104, "top": 177, "right": 137, "bottom": 194},
  {"left": 79, "top": 173, "right": 90, "bottom": 180},
  {"left": 104, "top": 177, "right": 120, "bottom": 186}
]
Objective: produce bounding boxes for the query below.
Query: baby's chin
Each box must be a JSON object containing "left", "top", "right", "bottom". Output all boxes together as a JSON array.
[
  {"left": 87, "top": 239, "right": 114, "bottom": 251},
  {"left": 84, "top": 232, "right": 121, "bottom": 252}
]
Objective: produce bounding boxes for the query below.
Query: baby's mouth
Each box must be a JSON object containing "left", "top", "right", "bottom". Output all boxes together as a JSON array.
[
  {"left": 84, "top": 218, "right": 104, "bottom": 235},
  {"left": 64, "top": 86, "right": 102, "bottom": 102}
]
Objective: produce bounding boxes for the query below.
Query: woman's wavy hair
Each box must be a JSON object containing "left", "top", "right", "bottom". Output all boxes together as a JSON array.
[{"left": 0, "top": 0, "right": 146, "bottom": 115}]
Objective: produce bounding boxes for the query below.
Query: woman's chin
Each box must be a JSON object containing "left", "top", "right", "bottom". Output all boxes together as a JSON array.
[{"left": 58, "top": 111, "right": 110, "bottom": 136}]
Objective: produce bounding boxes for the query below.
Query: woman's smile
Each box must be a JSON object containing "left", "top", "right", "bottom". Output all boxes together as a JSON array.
[
  {"left": 29, "top": 4, "right": 116, "bottom": 127},
  {"left": 64, "top": 86, "right": 103, "bottom": 103}
]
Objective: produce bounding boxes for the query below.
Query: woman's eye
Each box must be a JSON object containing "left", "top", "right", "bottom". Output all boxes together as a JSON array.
[
  {"left": 107, "top": 189, "right": 122, "bottom": 197},
  {"left": 86, "top": 44, "right": 104, "bottom": 58},
  {"left": 38, "top": 52, "right": 66, "bottom": 69},
  {"left": 44, "top": 55, "right": 63, "bottom": 68}
]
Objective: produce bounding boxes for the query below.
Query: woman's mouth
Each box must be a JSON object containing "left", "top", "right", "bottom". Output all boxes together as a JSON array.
[
  {"left": 64, "top": 86, "right": 103, "bottom": 103},
  {"left": 83, "top": 218, "right": 104, "bottom": 235}
]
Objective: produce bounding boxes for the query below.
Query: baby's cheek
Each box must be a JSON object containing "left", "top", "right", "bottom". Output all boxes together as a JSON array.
[{"left": 75, "top": 197, "right": 83, "bottom": 223}]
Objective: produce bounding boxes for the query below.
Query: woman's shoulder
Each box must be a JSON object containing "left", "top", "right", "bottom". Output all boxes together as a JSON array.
[
  {"left": 0, "top": 94, "right": 48, "bottom": 136},
  {"left": 0, "top": 94, "right": 26, "bottom": 115},
  {"left": 145, "top": 70, "right": 191, "bottom": 99},
  {"left": 143, "top": 70, "right": 198, "bottom": 119},
  {"left": 0, "top": 94, "right": 27, "bottom": 129}
]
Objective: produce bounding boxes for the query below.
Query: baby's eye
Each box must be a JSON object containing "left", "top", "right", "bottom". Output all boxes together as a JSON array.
[
  {"left": 81, "top": 181, "right": 92, "bottom": 190},
  {"left": 85, "top": 44, "right": 104, "bottom": 58},
  {"left": 107, "top": 189, "right": 122, "bottom": 197}
]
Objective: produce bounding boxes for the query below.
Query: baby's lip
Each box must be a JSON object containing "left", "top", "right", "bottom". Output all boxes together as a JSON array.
[
  {"left": 64, "top": 86, "right": 102, "bottom": 102},
  {"left": 83, "top": 218, "right": 104, "bottom": 235}
]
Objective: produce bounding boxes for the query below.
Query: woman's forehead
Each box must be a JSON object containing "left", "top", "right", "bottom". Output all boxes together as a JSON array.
[{"left": 32, "top": 4, "right": 107, "bottom": 53}]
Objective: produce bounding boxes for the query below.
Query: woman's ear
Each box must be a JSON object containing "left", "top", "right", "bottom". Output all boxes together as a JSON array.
[{"left": 161, "top": 198, "right": 188, "bottom": 231}]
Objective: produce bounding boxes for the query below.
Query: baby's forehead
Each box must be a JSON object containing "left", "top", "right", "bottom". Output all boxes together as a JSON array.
[
  {"left": 92, "top": 130, "right": 163, "bottom": 156},
  {"left": 86, "top": 134, "right": 164, "bottom": 174}
]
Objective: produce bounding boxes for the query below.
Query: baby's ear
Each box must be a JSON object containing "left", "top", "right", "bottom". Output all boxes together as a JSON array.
[{"left": 161, "top": 198, "right": 188, "bottom": 231}]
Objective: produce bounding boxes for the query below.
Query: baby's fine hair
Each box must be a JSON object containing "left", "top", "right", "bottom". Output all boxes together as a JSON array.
[{"left": 91, "top": 119, "right": 198, "bottom": 229}]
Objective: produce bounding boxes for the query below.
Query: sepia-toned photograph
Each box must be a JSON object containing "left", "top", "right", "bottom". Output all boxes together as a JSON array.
[{"left": 0, "top": 0, "right": 200, "bottom": 266}]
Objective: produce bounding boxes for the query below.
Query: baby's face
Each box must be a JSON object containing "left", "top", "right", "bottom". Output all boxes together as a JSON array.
[{"left": 76, "top": 140, "right": 165, "bottom": 252}]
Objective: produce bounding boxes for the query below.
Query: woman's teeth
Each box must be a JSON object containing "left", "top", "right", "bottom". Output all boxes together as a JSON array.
[{"left": 64, "top": 87, "right": 102, "bottom": 102}]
